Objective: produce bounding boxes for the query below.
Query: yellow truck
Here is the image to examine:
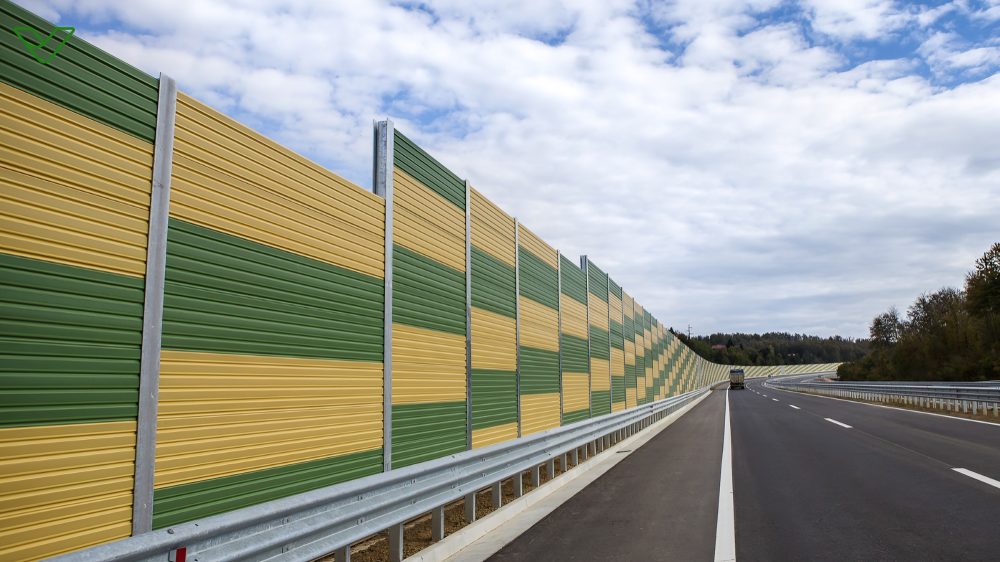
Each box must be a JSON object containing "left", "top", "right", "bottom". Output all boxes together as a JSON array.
[{"left": 729, "top": 368, "right": 745, "bottom": 389}]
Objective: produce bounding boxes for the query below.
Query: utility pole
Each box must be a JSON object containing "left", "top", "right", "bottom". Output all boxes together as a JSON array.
[{"left": 687, "top": 324, "right": 692, "bottom": 340}]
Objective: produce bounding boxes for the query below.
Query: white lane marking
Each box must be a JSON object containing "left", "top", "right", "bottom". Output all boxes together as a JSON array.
[
  {"left": 714, "top": 389, "right": 736, "bottom": 562},
  {"left": 789, "top": 405, "right": 800, "bottom": 409},
  {"left": 953, "top": 468, "right": 1000, "bottom": 490},
  {"left": 825, "top": 418, "right": 852, "bottom": 428},
  {"left": 772, "top": 398, "right": 778, "bottom": 402}
]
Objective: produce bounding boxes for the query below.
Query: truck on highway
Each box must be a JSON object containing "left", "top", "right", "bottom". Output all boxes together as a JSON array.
[{"left": 730, "top": 368, "right": 745, "bottom": 389}]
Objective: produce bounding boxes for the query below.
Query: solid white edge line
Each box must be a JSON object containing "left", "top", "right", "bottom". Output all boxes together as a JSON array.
[
  {"left": 789, "top": 405, "right": 800, "bottom": 410},
  {"left": 953, "top": 468, "right": 1000, "bottom": 490},
  {"left": 764, "top": 385, "right": 1000, "bottom": 428},
  {"left": 825, "top": 418, "right": 852, "bottom": 428},
  {"left": 714, "top": 389, "right": 736, "bottom": 562}
]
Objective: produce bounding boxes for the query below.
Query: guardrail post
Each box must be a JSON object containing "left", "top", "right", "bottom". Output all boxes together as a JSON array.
[
  {"left": 492, "top": 481, "right": 502, "bottom": 508},
  {"left": 513, "top": 471, "right": 523, "bottom": 497},
  {"left": 336, "top": 545, "right": 350, "bottom": 562},
  {"left": 531, "top": 465, "right": 541, "bottom": 487},
  {"left": 389, "top": 522, "right": 404, "bottom": 562},
  {"left": 432, "top": 505, "right": 445, "bottom": 542},
  {"left": 573, "top": 448, "right": 580, "bottom": 465},
  {"left": 547, "top": 457, "right": 555, "bottom": 478},
  {"left": 561, "top": 452, "right": 568, "bottom": 472},
  {"left": 465, "top": 492, "right": 476, "bottom": 523}
]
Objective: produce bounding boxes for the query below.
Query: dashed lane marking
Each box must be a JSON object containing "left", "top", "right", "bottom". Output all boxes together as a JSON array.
[
  {"left": 789, "top": 405, "right": 800, "bottom": 410},
  {"left": 772, "top": 399, "right": 778, "bottom": 402},
  {"left": 953, "top": 468, "right": 1000, "bottom": 490},
  {"left": 825, "top": 418, "right": 852, "bottom": 428}
]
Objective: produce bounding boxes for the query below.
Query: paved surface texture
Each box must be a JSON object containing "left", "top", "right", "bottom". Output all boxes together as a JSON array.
[
  {"left": 735, "top": 378, "right": 1000, "bottom": 562},
  {"left": 485, "top": 388, "right": 727, "bottom": 561}
]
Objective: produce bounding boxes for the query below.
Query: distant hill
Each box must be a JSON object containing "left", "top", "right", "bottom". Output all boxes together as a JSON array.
[{"left": 670, "top": 330, "right": 869, "bottom": 367}]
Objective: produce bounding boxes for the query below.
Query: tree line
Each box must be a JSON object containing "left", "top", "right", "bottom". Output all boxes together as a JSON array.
[
  {"left": 670, "top": 330, "right": 869, "bottom": 367},
  {"left": 837, "top": 242, "right": 1000, "bottom": 382}
]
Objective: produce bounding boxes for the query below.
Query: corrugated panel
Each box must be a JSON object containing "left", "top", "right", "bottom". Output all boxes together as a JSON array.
[
  {"left": 172, "top": 93, "right": 384, "bottom": 279},
  {"left": 0, "top": 421, "right": 135, "bottom": 562},
  {"left": 393, "top": 129, "right": 464, "bottom": 210},
  {"left": 589, "top": 326, "right": 610, "bottom": 361},
  {"left": 470, "top": 369, "right": 516, "bottom": 440},
  {"left": 154, "top": 350, "right": 382, "bottom": 488},
  {"left": 561, "top": 372, "right": 590, "bottom": 424},
  {"left": 588, "top": 297, "right": 609, "bottom": 332},
  {"left": 586, "top": 260, "right": 608, "bottom": 303},
  {"left": 392, "top": 401, "right": 465, "bottom": 469},
  {"left": 471, "top": 423, "right": 517, "bottom": 449},
  {"left": 470, "top": 187, "right": 514, "bottom": 268},
  {"left": 518, "top": 247, "right": 558, "bottom": 310},
  {"left": 559, "top": 255, "right": 586, "bottom": 303},
  {"left": 0, "top": 2, "right": 158, "bottom": 143},
  {"left": 394, "top": 169, "right": 465, "bottom": 272},
  {"left": 0, "top": 82, "right": 153, "bottom": 277},
  {"left": 560, "top": 297, "right": 589, "bottom": 341},
  {"left": 391, "top": 324, "right": 465, "bottom": 405},
  {"left": 517, "top": 223, "right": 557, "bottom": 269},
  {"left": 520, "top": 393, "right": 560, "bottom": 436},
  {"left": 1, "top": 253, "right": 143, "bottom": 428},
  {"left": 519, "top": 297, "right": 559, "bottom": 352},
  {"left": 162, "top": 220, "right": 383, "bottom": 362},
  {"left": 520, "top": 347, "right": 559, "bottom": 395},
  {"left": 393, "top": 245, "right": 465, "bottom": 336},
  {"left": 471, "top": 307, "right": 516, "bottom": 371},
  {"left": 471, "top": 249, "right": 515, "bottom": 319}
]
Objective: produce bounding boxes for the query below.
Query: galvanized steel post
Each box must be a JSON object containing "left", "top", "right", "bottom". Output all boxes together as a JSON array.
[
  {"left": 606, "top": 271, "right": 612, "bottom": 409},
  {"left": 465, "top": 180, "right": 472, "bottom": 449},
  {"left": 374, "top": 119, "right": 394, "bottom": 472},
  {"left": 581, "top": 256, "right": 592, "bottom": 419},
  {"left": 557, "top": 251, "right": 564, "bottom": 426},
  {"left": 132, "top": 73, "right": 176, "bottom": 536},
  {"left": 514, "top": 219, "right": 522, "bottom": 437}
]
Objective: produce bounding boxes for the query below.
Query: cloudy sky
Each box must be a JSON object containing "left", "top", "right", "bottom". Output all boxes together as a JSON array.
[{"left": 21, "top": 0, "right": 999, "bottom": 338}]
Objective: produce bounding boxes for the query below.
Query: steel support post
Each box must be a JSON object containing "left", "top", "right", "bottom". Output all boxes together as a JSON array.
[
  {"left": 531, "top": 465, "right": 541, "bottom": 487},
  {"left": 561, "top": 452, "right": 568, "bottom": 472},
  {"left": 465, "top": 180, "right": 472, "bottom": 449},
  {"left": 432, "top": 505, "right": 445, "bottom": 542},
  {"left": 492, "top": 481, "right": 502, "bottom": 509},
  {"left": 513, "top": 471, "right": 523, "bottom": 497},
  {"left": 465, "top": 492, "right": 476, "bottom": 523},
  {"left": 389, "top": 522, "right": 404, "bottom": 562},
  {"left": 335, "top": 546, "right": 350, "bottom": 562},
  {"left": 573, "top": 448, "right": 580, "bottom": 465},
  {"left": 374, "top": 119, "right": 395, "bottom": 472},
  {"left": 547, "top": 457, "right": 555, "bottom": 478}
]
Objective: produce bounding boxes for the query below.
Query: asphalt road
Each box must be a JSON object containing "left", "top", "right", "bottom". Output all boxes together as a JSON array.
[
  {"left": 486, "top": 389, "right": 727, "bottom": 561},
  {"left": 735, "top": 378, "right": 1000, "bottom": 562},
  {"left": 484, "top": 381, "right": 1000, "bottom": 561}
]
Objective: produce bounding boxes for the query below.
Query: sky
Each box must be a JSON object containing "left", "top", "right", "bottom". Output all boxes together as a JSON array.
[{"left": 18, "top": 0, "right": 1000, "bottom": 339}]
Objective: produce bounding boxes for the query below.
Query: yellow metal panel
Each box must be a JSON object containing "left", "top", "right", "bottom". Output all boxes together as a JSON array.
[
  {"left": 0, "top": 82, "right": 152, "bottom": 277},
  {"left": 625, "top": 339, "right": 636, "bottom": 365},
  {"left": 391, "top": 324, "right": 466, "bottom": 405},
  {"left": 171, "top": 93, "right": 385, "bottom": 278},
  {"left": 590, "top": 359, "right": 611, "bottom": 391},
  {"left": 471, "top": 423, "right": 518, "bottom": 449},
  {"left": 588, "top": 297, "right": 609, "bottom": 331},
  {"left": 562, "top": 372, "right": 590, "bottom": 413},
  {"left": 517, "top": 223, "right": 558, "bottom": 269},
  {"left": 471, "top": 307, "right": 517, "bottom": 371},
  {"left": 470, "top": 187, "right": 515, "bottom": 268},
  {"left": 519, "top": 296, "right": 559, "bottom": 352},
  {"left": 609, "top": 292, "right": 622, "bottom": 323},
  {"left": 393, "top": 169, "right": 465, "bottom": 272},
  {"left": 0, "top": 421, "right": 134, "bottom": 562},
  {"left": 626, "top": 387, "right": 637, "bottom": 409},
  {"left": 560, "top": 296, "right": 589, "bottom": 340},
  {"left": 622, "top": 292, "right": 633, "bottom": 317},
  {"left": 611, "top": 348, "right": 625, "bottom": 379},
  {"left": 155, "top": 351, "right": 382, "bottom": 489},
  {"left": 521, "top": 394, "right": 560, "bottom": 436},
  {"left": 612, "top": 401, "right": 625, "bottom": 413}
]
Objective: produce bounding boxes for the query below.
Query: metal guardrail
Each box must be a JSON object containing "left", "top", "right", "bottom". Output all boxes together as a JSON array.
[
  {"left": 766, "top": 379, "right": 1000, "bottom": 416},
  {"left": 47, "top": 386, "right": 714, "bottom": 562}
]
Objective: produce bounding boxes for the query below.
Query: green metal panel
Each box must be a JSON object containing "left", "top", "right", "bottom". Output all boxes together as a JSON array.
[
  {"left": 518, "top": 247, "right": 558, "bottom": 310},
  {"left": 392, "top": 401, "right": 467, "bottom": 469},
  {"left": 471, "top": 247, "right": 515, "bottom": 319},
  {"left": 612, "top": 376, "right": 625, "bottom": 402},
  {"left": 393, "top": 129, "right": 465, "bottom": 210},
  {"left": 470, "top": 369, "right": 517, "bottom": 431},
  {"left": 393, "top": 244, "right": 465, "bottom": 336},
  {"left": 625, "top": 364, "right": 636, "bottom": 389},
  {"left": 591, "top": 390, "right": 610, "bottom": 416},
  {"left": 152, "top": 448, "right": 382, "bottom": 529},
  {"left": 589, "top": 326, "right": 610, "bottom": 361},
  {"left": 0, "top": 252, "right": 143, "bottom": 428},
  {"left": 608, "top": 277, "right": 622, "bottom": 300},
  {"left": 559, "top": 254, "right": 587, "bottom": 304},
  {"left": 560, "top": 334, "right": 590, "bottom": 374},
  {"left": 562, "top": 408, "right": 591, "bottom": 425},
  {"left": 519, "top": 347, "right": 560, "bottom": 395},
  {"left": 586, "top": 260, "right": 608, "bottom": 302},
  {"left": 0, "top": 0, "right": 158, "bottom": 143},
  {"left": 163, "top": 219, "right": 384, "bottom": 361},
  {"left": 610, "top": 320, "right": 624, "bottom": 350}
]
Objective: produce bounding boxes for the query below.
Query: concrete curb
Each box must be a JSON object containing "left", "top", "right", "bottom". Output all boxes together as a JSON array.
[{"left": 405, "top": 388, "right": 717, "bottom": 562}]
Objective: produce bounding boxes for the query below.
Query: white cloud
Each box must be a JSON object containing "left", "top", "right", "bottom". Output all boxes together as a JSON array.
[
  {"left": 17, "top": 0, "right": 1000, "bottom": 338},
  {"left": 918, "top": 31, "right": 1000, "bottom": 76}
]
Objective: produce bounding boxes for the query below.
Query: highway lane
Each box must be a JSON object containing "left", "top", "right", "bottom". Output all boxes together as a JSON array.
[
  {"left": 734, "top": 378, "right": 1000, "bottom": 562},
  {"left": 486, "top": 388, "right": 727, "bottom": 561}
]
